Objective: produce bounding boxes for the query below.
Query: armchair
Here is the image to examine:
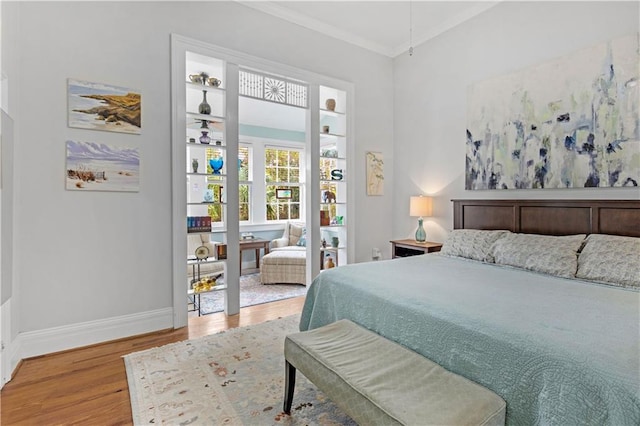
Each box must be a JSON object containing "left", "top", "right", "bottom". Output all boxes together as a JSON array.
[
  {"left": 261, "top": 221, "right": 307, "bottom": 285},
  {"left": 270, "top": 221, "right": 306, "bottom": 252}
]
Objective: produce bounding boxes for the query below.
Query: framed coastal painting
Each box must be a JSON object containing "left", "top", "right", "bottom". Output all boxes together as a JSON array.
[
  {"left": 68, "top": 79, "right": 141, "bottom": 134},
  {"left": 466, "top": 33, "right": 639, "bottom": 190},
  {"left": 66, "top": 140, "right": 140, "bottom": 192},
  {"left": 366, "top": 151, "right": 384, "bottom": 196}
]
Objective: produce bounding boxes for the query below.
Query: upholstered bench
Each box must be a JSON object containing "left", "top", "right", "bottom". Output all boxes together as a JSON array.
[
  {"left": 260, "top": 250, "right": 306, "bottom": 285},
  {"left": 284, "top": 319, "right": 506, "bottom": 425}
]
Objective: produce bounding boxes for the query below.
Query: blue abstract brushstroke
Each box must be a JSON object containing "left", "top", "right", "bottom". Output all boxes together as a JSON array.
[{"left": 465, "top": 34, "right": 639, "bottom": 190}]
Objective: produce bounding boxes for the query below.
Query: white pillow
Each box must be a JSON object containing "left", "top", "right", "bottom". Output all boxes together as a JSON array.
[
  {"left": 576, "top": 234, "right": 640, "bottom": 288},
  {"left": 440, "top": 229, "right": 511, "bottom": 262},
  {"left": 492, "top": 233, "right": 586, "bottom": 278}
]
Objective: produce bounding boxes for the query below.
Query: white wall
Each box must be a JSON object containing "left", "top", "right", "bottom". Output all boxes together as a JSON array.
[
  {"left": 393, "top": 1, "right": 640, "bottom": 244},
  {"left": 1, "top": 0, "right": 20, "bottom": 383},
  {"left": 5, "top": 2, "right": 394, "bottom": 354}
]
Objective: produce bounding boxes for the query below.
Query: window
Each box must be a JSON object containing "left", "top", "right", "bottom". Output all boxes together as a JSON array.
[
  {"left": 265, "top": 147, "right": 302, "bottom": 221},
  {"left": 239, "top": 146, "right": 251, "bottom": 221},
  {"left": 205, "top": 147, "right": 225, "bottom": 223},
  {"left": 205, "top": 145, "right": 251, "bottom": 223}
]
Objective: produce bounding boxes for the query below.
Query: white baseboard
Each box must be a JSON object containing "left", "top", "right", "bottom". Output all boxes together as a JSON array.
[{"left": 19, "top": 308, "right": 174, "bottom": 359}]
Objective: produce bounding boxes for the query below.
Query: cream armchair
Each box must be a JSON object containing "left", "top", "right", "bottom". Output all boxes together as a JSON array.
[
  {"left": 271, "top": 221, "right": 306, "bottom": 251},
  {"left": 261, "top": 221, "right": 307, "bottom": 285}
]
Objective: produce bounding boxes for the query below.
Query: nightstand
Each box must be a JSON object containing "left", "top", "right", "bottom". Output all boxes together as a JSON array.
[{"left": 390, "top": 239, "right": 442, "bottom": 258}]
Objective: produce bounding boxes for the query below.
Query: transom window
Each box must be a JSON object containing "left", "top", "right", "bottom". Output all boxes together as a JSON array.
[{"left": 239, "top": 69, "right": 308, "bottom": 108}]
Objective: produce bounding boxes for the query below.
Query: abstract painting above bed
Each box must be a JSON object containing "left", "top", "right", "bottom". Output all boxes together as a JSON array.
[{"left": 466, "top": 33, "right": 639, "bottom": 190}]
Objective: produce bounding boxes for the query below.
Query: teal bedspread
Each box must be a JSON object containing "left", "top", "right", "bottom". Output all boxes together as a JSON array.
[{"left": 300, "top": 254, "right": 640, "bottom": 425}]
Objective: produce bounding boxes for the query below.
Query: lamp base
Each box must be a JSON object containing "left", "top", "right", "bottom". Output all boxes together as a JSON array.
[{"left": 415, "top": 218, "right": 426, "bottom": 242}]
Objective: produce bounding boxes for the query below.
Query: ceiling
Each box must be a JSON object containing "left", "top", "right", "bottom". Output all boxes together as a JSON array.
[
  {"left": 240, "top": 1, "right": 499, "bottom": 58},
  {"left": 236, "top": 1, "right": 500, "bottom": 132}
]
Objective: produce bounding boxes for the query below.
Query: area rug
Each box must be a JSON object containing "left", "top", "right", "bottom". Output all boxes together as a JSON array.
[
  {"left": 194, "top": 274, "right": 307, "bottom": 315},
  {"left": 124, "top": 314, "right": 355, "bottom": 425}
]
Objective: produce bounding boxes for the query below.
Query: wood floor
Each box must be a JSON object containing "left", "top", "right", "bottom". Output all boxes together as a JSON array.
[{"left": 0, "top": 296, "right": 306, "bottom": 425}]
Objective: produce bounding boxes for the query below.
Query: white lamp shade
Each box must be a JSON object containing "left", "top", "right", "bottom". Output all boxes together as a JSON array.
[{"left": 410, "top": 196, "right": 433, "bottom": 217}]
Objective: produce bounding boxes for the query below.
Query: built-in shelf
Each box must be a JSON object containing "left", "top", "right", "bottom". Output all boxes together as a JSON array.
[
  {"left": 185, "top": 81, "right": 225, "bottom": 92},
  {"left": 187, "top": 173, "right": 227, "bottom": 178},
  {"left": 187, "top": 112, "right": 226, "bottom": 122},
  {"left": 320, "top": 132, "right": 345, "bottom": 138},
  {"left": 187, "top": 284, "right": 227, "bottom": 296},
  {"left": 187, "top": 202, "right": 227, "bottom": 206},
  {"left": 187, "top": 142, "right": 226, "bottom": 148},
  {"left": 320, "top": 108, "right": 345, "bottom": 116}
]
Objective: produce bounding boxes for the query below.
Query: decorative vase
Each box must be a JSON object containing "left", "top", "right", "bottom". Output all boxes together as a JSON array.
[
  {"left": 415, "top": 218, "right": 426, "bottom": 242},
  {"left": 198, "top": 90, "right": 211, "bottom": 115},
  {"left": 331, "top": 236, "right": 339, "bottom": 248},
  {"left": 322, "top": 125, "right": 330, "bottom": 134},
  {"left": 199, "top": 130, "right": 211, "bottom": 145},
  {"left": 209, "top": 157, "right": 224, "bottom": 175},
  {"left": 325, "top": 98, "right": 336, "bottom": 111},
  {"left": 325, "top": 257, "right": 335, "bottom": 269},
  {"left": 191, "top": 158, "right": 199, "bottom": 173}
]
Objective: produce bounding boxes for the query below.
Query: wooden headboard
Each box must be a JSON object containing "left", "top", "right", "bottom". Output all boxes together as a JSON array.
[{"left": 452, "top": 199, "right": 640, "bottom": 237}]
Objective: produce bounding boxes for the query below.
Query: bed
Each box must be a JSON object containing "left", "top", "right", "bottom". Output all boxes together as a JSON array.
[{"left": 300, "top": 199, "right": 640, "bottom": 425}]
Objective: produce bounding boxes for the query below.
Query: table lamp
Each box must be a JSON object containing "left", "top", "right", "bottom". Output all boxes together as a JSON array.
[{"left": 409, "top": 196, "right": 432, "bottom": 242}]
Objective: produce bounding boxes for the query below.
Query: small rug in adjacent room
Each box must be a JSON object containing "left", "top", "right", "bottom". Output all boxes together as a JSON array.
[
  {"left": 195, "top": 273, "right": 307, "bottom": 315},
  {"left": 124, "top": 315, "right": 355, "bottom": 425}
]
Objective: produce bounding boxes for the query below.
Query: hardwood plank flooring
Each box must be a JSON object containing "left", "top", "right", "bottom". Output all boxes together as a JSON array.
[{"left": 1, "top": 296, "right": 305, "bottom": 425}]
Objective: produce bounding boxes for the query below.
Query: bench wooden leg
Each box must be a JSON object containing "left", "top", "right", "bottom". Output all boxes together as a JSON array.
[{"left": 283, "top": 360, "right": 296, "bottom": 414}]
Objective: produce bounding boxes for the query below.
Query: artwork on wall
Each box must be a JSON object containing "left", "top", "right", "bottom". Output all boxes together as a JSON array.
[
  {"left": 466, "top": 33, "right": 639, "bottom": 190},
  {"left": 68, "top": 79, "right": 141, "bottom": 134},
  {"left": 66, "top": 140, "right": 140, "bottom": 192},
  {"left": 276, "top": 188, "right": 292, "bottom": 199},
  {"left": 366, "top": 151, "right": 384, "bottom": 195}
]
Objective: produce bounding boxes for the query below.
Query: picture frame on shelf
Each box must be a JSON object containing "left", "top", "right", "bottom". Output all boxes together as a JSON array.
[
  {"left": 216, "top": 244, "right": 227, "bottom": 260},
  {"left": 276, "top": 188, "right": 292, "bottom": 199}
]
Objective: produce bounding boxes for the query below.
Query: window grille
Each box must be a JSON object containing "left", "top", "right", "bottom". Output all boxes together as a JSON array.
[{"left": 239, "top": 69, "right": 308, "bottom": 108}]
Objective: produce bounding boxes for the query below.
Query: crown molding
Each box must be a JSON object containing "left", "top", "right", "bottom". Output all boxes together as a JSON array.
[
  {"left": 237, "top": 1, "right": 500, "bottom": 59},
  {"left": 237, "top": 1, "right": 396, "bottom": 57},
  {"left": 392, "top": 1, "right": 501, "bottom": 57}
]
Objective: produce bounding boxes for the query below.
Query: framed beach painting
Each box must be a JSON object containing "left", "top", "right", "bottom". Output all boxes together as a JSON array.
[
  {"left": 366, "top": 151, "right": 384, "bottom": 196},
  {"left": 68, "top": 79, "right": 141, "bottom": 134},
  {"left": 66, "top": 140, "right": 140, "bottom": 192}
]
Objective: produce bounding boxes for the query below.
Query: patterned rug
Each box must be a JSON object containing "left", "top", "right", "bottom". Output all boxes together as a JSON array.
[
  {"left": 192, "top": 274, "right": 307, "bottom": 315},
  {"left": 124, "top": 315, "right": 355, "bottom": 425}
]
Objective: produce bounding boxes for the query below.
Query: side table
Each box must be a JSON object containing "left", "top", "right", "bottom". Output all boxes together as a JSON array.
[{"left": 390, "top": 239, "right": 442, "bottom": 258}]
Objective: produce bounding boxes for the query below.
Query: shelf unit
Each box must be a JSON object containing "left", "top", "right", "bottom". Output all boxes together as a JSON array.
[
  {"left": 184, "top": 53, "right": 228, "bottom": 314},
  {"left": 319, "top": 86, "right": 348, "bottom": 267},
  {"left": 172, "top": 44, "right": 240, "bottom": 321},
  {"left": 172, "top": 34, "right": 353, "bottom": 326}
]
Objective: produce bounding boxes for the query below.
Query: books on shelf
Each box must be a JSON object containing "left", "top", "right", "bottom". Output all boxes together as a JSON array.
[{"left": 187, "top": 216, "right": 212, "bottom": 233}]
